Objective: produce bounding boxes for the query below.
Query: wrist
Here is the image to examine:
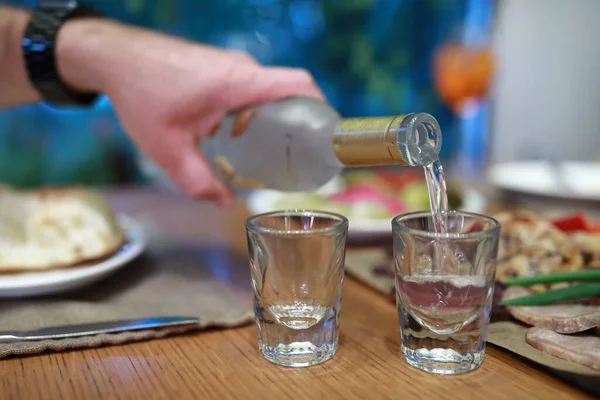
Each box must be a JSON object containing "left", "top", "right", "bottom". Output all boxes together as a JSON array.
[{"left": 55, "top": 17, "right": 121, "bottom": 95}]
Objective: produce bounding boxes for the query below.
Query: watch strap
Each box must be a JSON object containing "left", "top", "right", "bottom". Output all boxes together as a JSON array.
[{"left": 22, "top": 2, "right": 102, "bottom": 106}]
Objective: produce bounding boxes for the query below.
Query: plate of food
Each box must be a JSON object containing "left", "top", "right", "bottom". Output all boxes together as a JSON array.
[
  {"left": 247, "top": 168, "right": 486, "bottom": 240},
  {"left": 0, "top": 186, "right": 145, "bottom": 298}
]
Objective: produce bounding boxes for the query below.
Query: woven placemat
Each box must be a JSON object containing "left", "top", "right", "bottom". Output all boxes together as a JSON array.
[{"left": 0, "top": 221, "right": 254, "bottom": 358}]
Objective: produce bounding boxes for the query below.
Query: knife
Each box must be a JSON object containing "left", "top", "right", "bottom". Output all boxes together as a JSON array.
[{"left": 0, "top": 316, "right": 200, "bottom": 343}]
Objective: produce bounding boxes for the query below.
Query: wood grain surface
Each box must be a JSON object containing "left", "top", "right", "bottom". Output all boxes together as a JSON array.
[{"left": 0, "top": 187, "right": 594, "bottom": 400}]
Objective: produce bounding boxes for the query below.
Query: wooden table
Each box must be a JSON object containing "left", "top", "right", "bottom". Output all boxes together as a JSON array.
[{"left": 0, "top": 187, "right": 594, "bottom": 400}]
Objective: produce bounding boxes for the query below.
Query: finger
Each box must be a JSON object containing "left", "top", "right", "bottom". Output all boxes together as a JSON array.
[
  {"left": 228, "top": 50, "right": 259, "bottom": 66},
  {"left": 170, "top": 144, "right": 233, "bottom": 205},
  {"left": 195, "top": 44, "right": 257, "bottom": 65},
  {"left": 231, "top": 108, "right": 254, "bottom": 138},
  {"left": 258, "top": 67, "right": 326, "bottom": 100},
  {"left": 207, "top": 121, "right": 221, "bottom": 137},
  {"left": 146, "top": 130, "right": 233, "bottom": 205},
  {"left": 229, "top": 67, "right": 326, "bottom": 110}
]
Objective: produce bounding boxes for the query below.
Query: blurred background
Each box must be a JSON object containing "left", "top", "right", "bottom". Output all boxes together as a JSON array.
[{"left": 1, "top": 0, "right": 599, "bottom": 189}]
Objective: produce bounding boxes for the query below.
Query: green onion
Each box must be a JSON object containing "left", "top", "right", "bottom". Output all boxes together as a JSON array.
[
  {"left": 502, "top": 269, "right": 600, "bottom": 286},
  {"left": 499, "top": 282, "right": 600, "bottom": 306}
]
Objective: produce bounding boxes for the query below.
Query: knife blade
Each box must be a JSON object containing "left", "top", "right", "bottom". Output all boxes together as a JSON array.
[{"left": 0, "top": 316, "right": 200, "bottom": 343}]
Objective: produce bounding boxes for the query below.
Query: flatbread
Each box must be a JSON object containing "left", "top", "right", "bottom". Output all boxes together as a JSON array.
[{"left": 0, "top": 186, "right": 125, "bottom": 272}]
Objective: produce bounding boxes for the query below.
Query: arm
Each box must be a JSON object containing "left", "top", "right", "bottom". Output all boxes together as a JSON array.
[
  {"left": 0, "top": 5, "right": 126, "bottom": 108},
  {"left": 0, "top": 5, "right": 282, "bottom": 108},
  {"left": 0, "top": 5, "right": 324, "bottom": 203}
]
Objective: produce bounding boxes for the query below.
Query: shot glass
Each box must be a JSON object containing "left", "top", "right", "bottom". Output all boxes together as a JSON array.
[
  {"left": 246, "top": 210, "right": 348, "bottom": 367},
  {"left": 392, "top": 210, "right": 501, "bottom": 374}
]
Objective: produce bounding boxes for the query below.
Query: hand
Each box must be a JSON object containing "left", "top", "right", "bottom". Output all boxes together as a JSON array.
[{"left": 57, "top": 19, "right": 324, "bottom": 204}]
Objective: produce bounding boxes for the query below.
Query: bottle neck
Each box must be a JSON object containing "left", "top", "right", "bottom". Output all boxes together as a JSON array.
[{"left": 332, "top": 113, "right": 442, "bottom": 167}]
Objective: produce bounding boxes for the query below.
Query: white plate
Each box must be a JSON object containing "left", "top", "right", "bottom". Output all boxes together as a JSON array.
[
  {"left": 0, "top": 215, "right": 146, "bottom": 299},
  {"left": 488, "top": 161, "right": 600, "bottom": 201},
  {"left": 246, "top": 187, "right": 487, "bottom": 240}
]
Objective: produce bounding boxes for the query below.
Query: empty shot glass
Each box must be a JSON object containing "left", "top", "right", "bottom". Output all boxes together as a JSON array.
[
  {"left": 246, "top": 210, "right": 348, "bottom": 367},
  {"left": 392, "top": 210, "right": 501, "bottom": 374}
]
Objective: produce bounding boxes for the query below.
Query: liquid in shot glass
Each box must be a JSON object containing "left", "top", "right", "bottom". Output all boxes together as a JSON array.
[
  {"left": 392, "top": 210, "right": 501, "bottom": 374},
  {"left": 246, "top": 210, "right": 348, "bottom": 367}
]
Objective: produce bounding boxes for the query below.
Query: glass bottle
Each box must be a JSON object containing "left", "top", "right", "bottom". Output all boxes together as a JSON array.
[{"left": 204, "top": 97, "right": 441, "bottom": 192}]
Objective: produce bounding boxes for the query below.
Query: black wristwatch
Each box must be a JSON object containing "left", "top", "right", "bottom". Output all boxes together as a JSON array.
[{"left": 22, "top": 1, "right": 103, "bottom": 107}]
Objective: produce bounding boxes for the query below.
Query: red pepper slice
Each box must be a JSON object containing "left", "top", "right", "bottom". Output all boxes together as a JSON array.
[{"left": 551, "top": 212, "right": 594, "bottom": 232}]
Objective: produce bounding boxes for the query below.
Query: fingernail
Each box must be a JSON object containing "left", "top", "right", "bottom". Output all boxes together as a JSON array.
[
  {"left": 232, "top": 108, "right": 255, "bottom": 138},
  {"left": 208, "top": 121, "right": 222, "bottom": 137}
]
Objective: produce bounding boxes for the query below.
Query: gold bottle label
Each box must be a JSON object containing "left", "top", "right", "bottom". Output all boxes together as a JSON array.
[{"left": 333, "top": 115, "right": 410, "bottom": 166}]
